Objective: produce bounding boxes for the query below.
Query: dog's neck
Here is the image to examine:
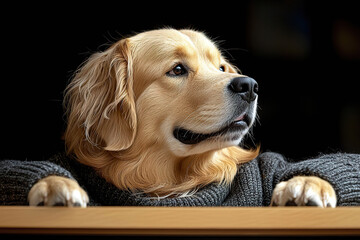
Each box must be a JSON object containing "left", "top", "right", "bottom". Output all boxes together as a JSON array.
[{"left": 99, "top": 145, "right": 257, "bottom": 197}]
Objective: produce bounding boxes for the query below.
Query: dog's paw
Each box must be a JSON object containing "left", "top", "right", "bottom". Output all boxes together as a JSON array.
[
  {"left": 270, "top": 176, "right": 336, "bottom": 207},
  {"left": 28, "top": 176, "right": 89, "bottom": 207}
]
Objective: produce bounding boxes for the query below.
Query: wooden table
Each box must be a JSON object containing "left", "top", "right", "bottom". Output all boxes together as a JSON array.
[{"left": 1, "top": 207, "right": 360, "bottom": 237}]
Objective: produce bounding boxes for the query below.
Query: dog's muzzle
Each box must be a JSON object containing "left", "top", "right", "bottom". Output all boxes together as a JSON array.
[{"left": 173, "top": 76, "right": 258, "bottom": 145}]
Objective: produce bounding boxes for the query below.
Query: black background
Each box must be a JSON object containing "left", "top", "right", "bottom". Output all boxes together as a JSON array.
[{"left": 1, "top": 1, "right": 359, "bottom": 161}]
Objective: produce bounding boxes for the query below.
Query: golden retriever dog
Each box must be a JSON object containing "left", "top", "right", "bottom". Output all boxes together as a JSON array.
[{"left": 28, "top": 28, "right": 336, "bottom": 207}]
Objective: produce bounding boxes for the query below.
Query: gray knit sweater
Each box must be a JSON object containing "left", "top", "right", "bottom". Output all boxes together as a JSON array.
[{"left": 1, "top": 152, "right": 360, "bottom": 206}]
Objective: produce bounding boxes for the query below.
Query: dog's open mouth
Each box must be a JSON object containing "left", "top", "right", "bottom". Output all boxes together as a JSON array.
[{"left": 173, "top": 114, "right": 251, "bottom": 145}]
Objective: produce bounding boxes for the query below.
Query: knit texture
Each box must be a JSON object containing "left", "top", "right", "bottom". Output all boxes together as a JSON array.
[
  {"left": 1, "top": 152, "right": 359, "bottom": 206},
  {"left": 0, "top": 160, "right": 74, "bottom": 205}
]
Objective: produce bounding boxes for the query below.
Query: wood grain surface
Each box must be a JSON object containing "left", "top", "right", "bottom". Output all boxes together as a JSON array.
[{"left": 1, "top": 207, "right": 360, "bottom": 236}]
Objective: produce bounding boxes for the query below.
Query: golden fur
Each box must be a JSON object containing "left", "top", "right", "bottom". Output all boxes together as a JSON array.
[
  {"left": 27, "top": 28, "right": 337, "bottom": 208},
  {"left": 271, "top": 176, "right": 337, "bottom": 207},
  {"left": 64, "top": 28, "right": 259, "bottom": 197},
  {"left": 28, "top": 176, "right": 89, "bottom": 207}
]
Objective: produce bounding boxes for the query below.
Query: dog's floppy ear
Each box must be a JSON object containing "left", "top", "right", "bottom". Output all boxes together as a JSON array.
[{"left": 65, "top": 39, "right": 136, "bottom": 154}]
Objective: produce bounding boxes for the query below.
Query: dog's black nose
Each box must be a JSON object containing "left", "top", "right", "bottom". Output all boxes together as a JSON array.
[{"left": 228, "top": 77, "right": 258, "bottom": 103}]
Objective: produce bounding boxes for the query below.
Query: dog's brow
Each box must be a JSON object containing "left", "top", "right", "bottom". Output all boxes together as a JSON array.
[
  {"left": 205, "top": 48, "right": 221, "bottom": 65},
  {"left": 175, "top": 45, "right": 196, "bottom": 59}
]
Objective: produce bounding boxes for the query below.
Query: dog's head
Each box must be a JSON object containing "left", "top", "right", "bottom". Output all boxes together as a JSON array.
[{"left": 65, "top": 28, "right": 258, "bottom": 168}]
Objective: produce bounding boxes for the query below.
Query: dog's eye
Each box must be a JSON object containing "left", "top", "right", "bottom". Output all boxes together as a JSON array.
[
  {"left": 167, "top": 64, "right": 188, "bottom": 77},
  {"left": 219, "top": 66, "right": 225, "bottom": 72}
]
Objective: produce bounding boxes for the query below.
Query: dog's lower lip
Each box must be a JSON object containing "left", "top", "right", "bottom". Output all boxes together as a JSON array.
[
  {"left": 174, "top": 115, "right": 250, "bottom": 145},
  {"left": 233, "top": 114, "right": 245, "bottom": 123}
]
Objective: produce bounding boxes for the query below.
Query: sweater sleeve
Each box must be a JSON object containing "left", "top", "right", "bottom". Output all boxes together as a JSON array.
[
  {"left": 258, "top": 152, "right": 360, "bottom": 206},
  {"left": 0, "top": 160, "right": 74, "bottom": 205}
]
